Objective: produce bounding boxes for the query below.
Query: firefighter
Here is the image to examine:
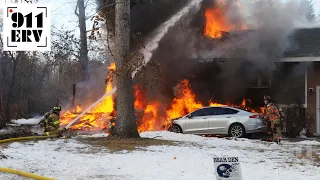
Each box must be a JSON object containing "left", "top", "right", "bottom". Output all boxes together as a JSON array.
[
  {"left": 263, "top": 95, "right": 282, "bottom": 143},
  {"left": 39, "top": 106, "right": 62, "bottom": 136}
]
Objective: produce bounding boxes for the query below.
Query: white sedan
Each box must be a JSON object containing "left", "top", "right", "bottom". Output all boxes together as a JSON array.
[{"left": 168, "top": 106, "right": 267, "bottom": 138}]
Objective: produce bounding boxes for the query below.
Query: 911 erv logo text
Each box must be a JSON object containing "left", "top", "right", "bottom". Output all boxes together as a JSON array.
[
  {"left": 10, "top": 11, "right": 44, "bottom": 42},
  {"left": 2, "top": 4, "right": 51, "bottom": 51}
]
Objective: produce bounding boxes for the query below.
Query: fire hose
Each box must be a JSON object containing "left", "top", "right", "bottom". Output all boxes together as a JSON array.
[
  {"left": 62, "top": 87, "right": 117, "bottom": 131},
  {"left": 0, "top": 137, "right": 57, "bottom": 179},
  {"left": 0, "top": 167, "right": 55, "bottom": 180},
  {"left": 0, "top": 135, "right": 58, "bottom": 144}
]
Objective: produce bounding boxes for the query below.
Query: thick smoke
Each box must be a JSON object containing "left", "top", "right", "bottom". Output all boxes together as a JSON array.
[
  {"left": 61, "top": 61, "right": 108, "bottom": 111},
  {"left": 142, "top": 0, "right": 317, "bottom": 105},
  {"left": 218, "top": 0, "right": 313, "bottom": 59},
  {"left": 205, "top": 0, "right": 316, "bottom": 101},
  {"left": 194, "top": 0, "right": 315, "bottom": 63}
]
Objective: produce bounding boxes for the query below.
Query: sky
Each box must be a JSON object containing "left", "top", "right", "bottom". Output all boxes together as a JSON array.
[
  {"left": 48, "top": 0, "right": 320, "bottom": 36},
  {"left": 312, "top": 0, "right": 320, "bottom": 13},
  {"left": 1, "top": 0, "right": 320, "bottom": 38},
  {"left": 43, "top": 0, "right": 97, "bottom": 35}
]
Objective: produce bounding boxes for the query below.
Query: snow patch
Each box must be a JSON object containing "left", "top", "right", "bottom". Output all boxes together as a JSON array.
[
  {"left": 288, "top": 140, "right": 320, "bottom": 146},
  {"left": 86, "top": 133, "right": 109, "bottom": 137},
  {"left": 11, "top": 117, "right": 43, "bottom": 125}
]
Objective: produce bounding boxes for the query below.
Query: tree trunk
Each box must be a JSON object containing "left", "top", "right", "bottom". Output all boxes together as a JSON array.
[
  {"left": 78, "top": 0, "right": 89, "bottom": 81},
  {"left": 113, "top": 0, "right": 139, "bottom": 138},
  {"left": 5, "top": 52, "right": 19, "bottom": 123},
  {"left": 0, "top": 90, "right": 5, "bottom": 129},
  {"left": 0, "top": 54, "right": 8, "bottom": 129}
]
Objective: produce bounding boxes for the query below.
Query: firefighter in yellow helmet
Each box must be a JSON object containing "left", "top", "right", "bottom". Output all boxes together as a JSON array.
[
  {"left": 263, "top": 96, "right": 282, "bottom": 143},
  {"left": 39, "top": 106, "right": 62, "bottom": 136}
]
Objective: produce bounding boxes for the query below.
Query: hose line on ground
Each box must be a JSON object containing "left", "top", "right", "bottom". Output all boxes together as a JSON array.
[
  {"left": 0, "top": 136, "right": 58, "bottom": 179},
  {"left": 0, "top": 135, "right": 58, "bottom": 144},
  {"left": 0, "top": 167, "right": 56, "bottom": 180}
]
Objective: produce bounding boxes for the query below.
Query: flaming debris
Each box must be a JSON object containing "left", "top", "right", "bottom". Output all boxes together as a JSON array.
[{"left": 60, "top": 63, "right": 116, "bottom": 131}]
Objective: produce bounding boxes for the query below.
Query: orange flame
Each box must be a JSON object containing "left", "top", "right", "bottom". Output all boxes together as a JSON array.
[
  {"left": 61, "top": 72, "right": 262, "bottom": 132},
  {"left": 203, "top": 2, "right": 247, "bottom": 39},
  {"left": 166, "top": 79, "right": 203, "bottom": 120},
  {"left": 138, "top": 103, "right": 159, "bottom": 132},
  {"left": 60, "top": 63, "right": 116, "bottom": 131},
  {"left": 209, "top": 100, "right": 226, "bottom": 106},
  {"left": 204, "top": 8, "right": 229, "bottom": 38},
  {"left": 90, "top": 62, "right": 115, "bottom": 114},
  {"left": 134, "top": 85, "right": 145, "bottom": 110},
  {"left": 75, "top": 105, "right": 82, "bottom": 113},
  {"left": 241, "top": 98, "right": 246, "bottom": 107}
]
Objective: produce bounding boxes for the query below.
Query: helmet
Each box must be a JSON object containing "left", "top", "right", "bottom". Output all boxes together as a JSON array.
[
  {"left": 263, "top": 95, "right": 271, "bottom": 101},
  {"left": 53, "top": 106, "right": 61, "bottom": 112}
]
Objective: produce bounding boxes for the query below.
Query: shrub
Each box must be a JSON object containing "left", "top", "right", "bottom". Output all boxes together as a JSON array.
[{"left": 283, "top": 104, "right": 314, "bottom": 137}]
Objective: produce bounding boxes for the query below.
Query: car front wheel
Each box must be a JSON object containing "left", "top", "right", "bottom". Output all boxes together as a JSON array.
[
  {"left": 228, "top": 124, "right": 245, "bottom": 138},
  {"left": 169, "top": 124, "right": 182, "bottom": 133}
]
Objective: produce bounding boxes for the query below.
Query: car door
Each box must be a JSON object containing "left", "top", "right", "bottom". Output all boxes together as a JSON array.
[
  {"left": 184, "top": 108, "right": 210, "bottom": 134},
  {"left": 208, "top": 107, "right": 238, "bottom": 134}
]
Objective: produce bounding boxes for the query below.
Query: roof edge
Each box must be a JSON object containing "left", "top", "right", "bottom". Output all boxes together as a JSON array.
[{"left": 280, "top": 57, "right": 320, "bottom": 62}]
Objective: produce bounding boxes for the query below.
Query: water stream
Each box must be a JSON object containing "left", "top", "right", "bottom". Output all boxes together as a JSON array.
[{"left": 137, "top": 0, "right": 202, "bottom": 74}]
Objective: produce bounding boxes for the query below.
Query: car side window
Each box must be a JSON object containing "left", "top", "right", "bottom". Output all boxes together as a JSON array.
[
  {"left": 191, "top": 108, "right": 210, "bottom": 117},
  {"left": 226, "top": 108, "right": 239, "bottom": 114},
  {"left": 191, "top": 107, "right": 239, "bottom": 117},
  {"left": 210, "top": 107, "right": 231, "bottom": 115}
]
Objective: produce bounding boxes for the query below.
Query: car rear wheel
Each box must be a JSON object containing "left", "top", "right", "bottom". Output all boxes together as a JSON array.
[
  {"left": 229, "top": 124, "right": 245, "bottom": 138},
  {"left": 169, "top": 124, "right": 182, "bottom": 133}
]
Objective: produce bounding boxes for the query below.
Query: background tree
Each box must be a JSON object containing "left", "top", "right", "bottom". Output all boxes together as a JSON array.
[
  {"left": 75, "top": 0, "right": 89, "bottom": 81},
  {"left": 0, "top": 28, "right": 86, "bottom": 129}
]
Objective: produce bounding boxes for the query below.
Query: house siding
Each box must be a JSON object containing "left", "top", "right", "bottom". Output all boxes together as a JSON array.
[
  {"left": 307, "top": 62, "right": 320, "bottom": 134},
  {"left": 272, "top": 62, "right": 305, "bottom": 105}
]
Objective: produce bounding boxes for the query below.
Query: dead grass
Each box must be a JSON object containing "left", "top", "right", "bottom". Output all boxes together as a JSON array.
[{"left": 78, "top": 137, "right": 179, "bottom": 153}]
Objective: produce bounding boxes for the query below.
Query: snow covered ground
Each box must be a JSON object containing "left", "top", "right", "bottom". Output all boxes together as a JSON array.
[
  {"left": 10, "top": 117, "right": 43, "bottom": 125},
  {"left": 0, "top": 117, "right": 45, "bottom": 136},
  {"left": 0, "top": 131, "right": 320, "bottom": 180}
]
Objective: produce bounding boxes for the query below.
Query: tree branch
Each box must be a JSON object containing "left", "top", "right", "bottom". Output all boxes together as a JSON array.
[
  {"left": 106, "top": 20, "right": 116, "bottom": 62},
  {"left": 75, "top": 2, "right": 79, "bottom": 17},
  {"left": 85, "top": 0, "right": 90, "bottom": 8}
]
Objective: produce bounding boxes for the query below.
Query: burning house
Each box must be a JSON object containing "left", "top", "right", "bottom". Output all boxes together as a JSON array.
[{"left": 61, "top": 0, "right": 320, "bottom": 136}]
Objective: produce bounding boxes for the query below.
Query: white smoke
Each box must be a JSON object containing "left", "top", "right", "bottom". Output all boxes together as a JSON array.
[{"left": 140, "top": 0, "right": 203, "bottom": 66}]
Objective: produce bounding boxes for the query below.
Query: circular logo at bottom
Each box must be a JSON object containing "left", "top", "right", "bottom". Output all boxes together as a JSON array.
[{"left": 217, "top": 164, "right": 233, "bottom": 178}]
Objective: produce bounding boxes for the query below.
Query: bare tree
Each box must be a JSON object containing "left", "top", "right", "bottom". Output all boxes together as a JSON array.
[
  {"left": 5, "top": 51, "right": 20, "bottom": 123},
  {"left": 75, "top": 0, "right": 89, "bottom": 81}
]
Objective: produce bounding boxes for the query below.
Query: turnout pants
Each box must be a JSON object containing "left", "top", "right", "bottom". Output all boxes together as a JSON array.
[{"left": 270, "top": 119, "right": 281, "bottom": 140}]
